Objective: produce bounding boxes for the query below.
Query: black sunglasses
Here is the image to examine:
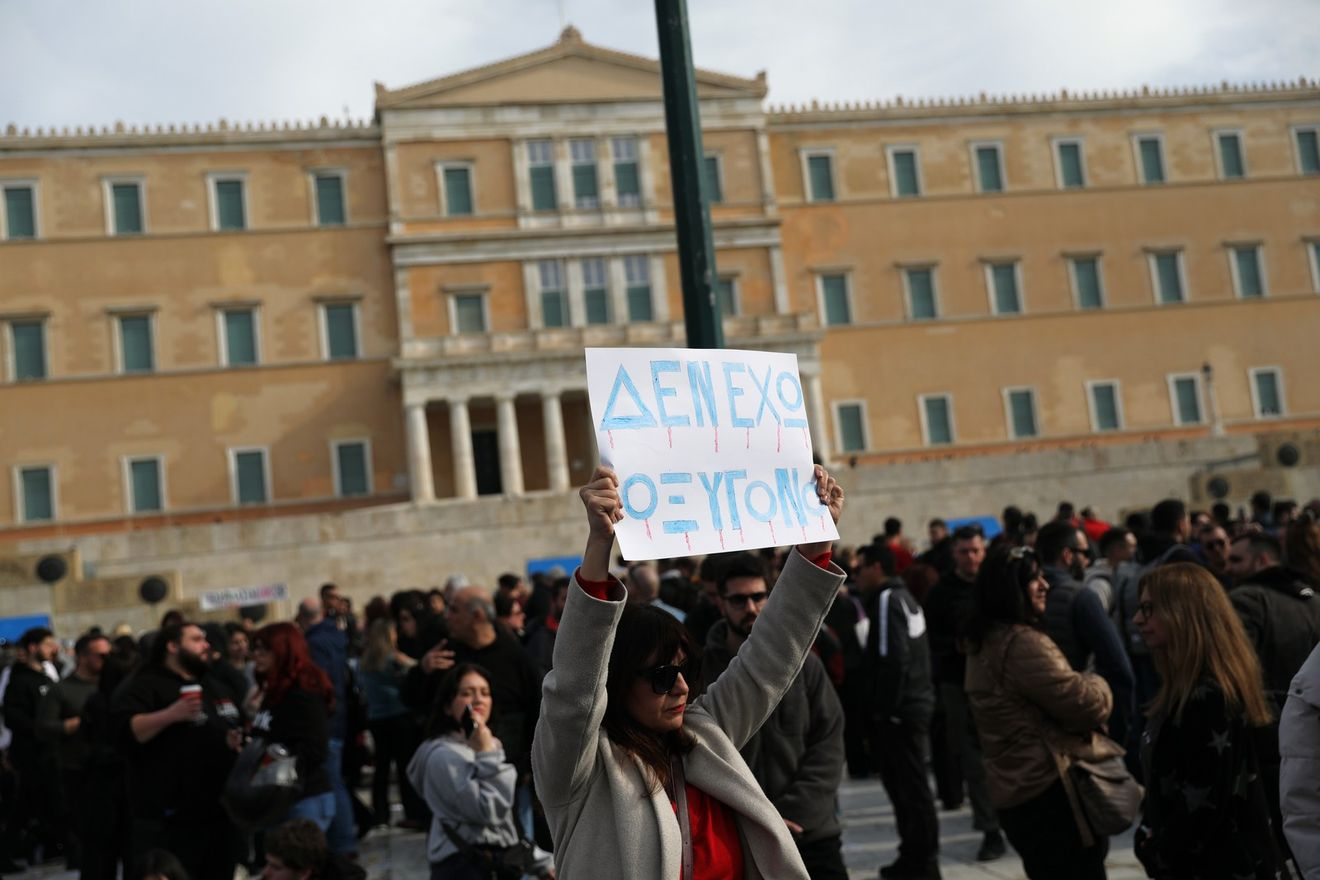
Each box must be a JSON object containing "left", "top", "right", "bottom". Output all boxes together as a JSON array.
[
  {"left": 722, "top": 591, "right": 768, "bottom": 607},
  {"left": 639, "top": 657, "right": 701, "bottom": 695}
]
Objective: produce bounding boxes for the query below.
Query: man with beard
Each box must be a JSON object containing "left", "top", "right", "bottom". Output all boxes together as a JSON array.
[
  {"left": 701, "top": 553, "right": 846, "bottom": 879},
  {"left": 3, "top": 627, "right": 62, "bottom": 865},
  {"left": 111, "top": 622, "right": 243, "bottom": 880}
]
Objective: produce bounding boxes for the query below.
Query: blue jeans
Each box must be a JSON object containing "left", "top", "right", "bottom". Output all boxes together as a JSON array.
[
  {"left": 324, "top": 739, "right": 356, "bottom": 855},
  {"left": 286, "top": 792, "right": 335, "bottom": 833}
]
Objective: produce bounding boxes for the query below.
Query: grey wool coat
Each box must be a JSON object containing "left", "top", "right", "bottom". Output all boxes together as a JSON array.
[{"left": 532, "top": 549, "right": 845, "bottom": 880}]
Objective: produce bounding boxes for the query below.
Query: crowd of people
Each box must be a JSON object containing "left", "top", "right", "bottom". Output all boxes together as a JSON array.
[{"left": 2, "top": 476, "right": 1320, "bottom": 880}]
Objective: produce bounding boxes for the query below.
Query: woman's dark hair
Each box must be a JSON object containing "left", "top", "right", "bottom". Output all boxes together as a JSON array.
[
  {"left": 425, "top": 663, "right": 493, "bottom": 738},
  {"left": 253, "top": 623, "right": 335, "bottom": 711},
  {"left": 964, "top": 546, "right": 1043, "bottom": 653},
  {"left": 136, "top": 848, "right": 189, "bottom": 880},
  {"left": 602, "top": 604, "right": 699, "bottom": 793}
]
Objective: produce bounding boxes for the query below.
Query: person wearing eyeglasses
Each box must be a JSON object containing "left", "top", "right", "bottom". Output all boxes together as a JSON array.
[
  {"left": 1131, "top": 562, "right": 1284, "bottom": 879},
  {"left": 533, "top": 465, "right": 845, "bottom": 880},
  {"left": 963, "top": 546, "right": 1114, "bottom": 879},
  {"left": 1195, "top": 523, "right": 1233, "bottom": 589}
]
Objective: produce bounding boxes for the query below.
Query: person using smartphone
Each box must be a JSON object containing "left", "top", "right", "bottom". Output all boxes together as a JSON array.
[{"left": 407, "top": 664, "right": 554, "bottom": 880}]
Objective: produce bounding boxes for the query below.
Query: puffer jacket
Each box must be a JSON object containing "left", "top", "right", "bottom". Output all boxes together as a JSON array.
[
  {"left": 964, "top": 623, "right": 1114, "bottom": 810},
  {"left": 1281, "top": 641, "right": 1320, "bottom": 879}
]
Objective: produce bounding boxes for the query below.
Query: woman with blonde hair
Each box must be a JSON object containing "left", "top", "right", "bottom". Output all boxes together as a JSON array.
[
  {"left": 360, "top": 618, "right": 426, "bottom": 829},
  {"left": 1132, "top": 562, "right": 1285, "bottom": 879}
]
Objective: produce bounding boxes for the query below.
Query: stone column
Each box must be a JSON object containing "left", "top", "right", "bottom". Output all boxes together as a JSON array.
[
  {"left": 405, "top": 402, "right": 435, "bottom": 503},
  {"left": 542, "top": 391, "right": 570, "bottom": 493},
  {"left": 803, "top": 371, "right": 831, "bottom": 463},
  {"left": 496, "top": 393, "right": 525, "bottom": 496},
  {"left": 448, "top": 398, "right": 477, "bottom": 500}
]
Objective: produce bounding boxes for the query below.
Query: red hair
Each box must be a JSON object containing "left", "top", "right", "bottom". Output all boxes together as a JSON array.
[{"left": 253, "top": 623, "right": 335, "bottom": 711}]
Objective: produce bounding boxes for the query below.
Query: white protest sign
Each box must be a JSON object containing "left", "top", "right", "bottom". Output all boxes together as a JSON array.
[
  {"left": 198, "top": 583, "right": 288, "bottom": 612},
  {"left": 585, "top": 347, "right": 838, "bottom": 561}
]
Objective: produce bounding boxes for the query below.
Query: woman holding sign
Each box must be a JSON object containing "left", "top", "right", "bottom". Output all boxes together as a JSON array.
[{"left": 532, "top": 464, "right": 845, "bottom": 880}]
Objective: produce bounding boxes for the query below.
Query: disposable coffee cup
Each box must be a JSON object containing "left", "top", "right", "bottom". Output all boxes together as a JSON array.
[{"left": 180, "top": 683, "right": 205, "bottom": 723}]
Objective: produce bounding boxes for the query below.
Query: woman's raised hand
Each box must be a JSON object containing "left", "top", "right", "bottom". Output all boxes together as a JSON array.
[{"left": 580, "top": 466, "right": 624, "bottom": 541}]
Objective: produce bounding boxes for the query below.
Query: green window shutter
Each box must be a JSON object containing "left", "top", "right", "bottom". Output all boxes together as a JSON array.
[
  {"left": 455, "top": 295, "right": 485, "bottom": 333},
  {"left": 1254, "top": 372, "right": 1282, "bottom": 417},
  {"left": 821, "top": 275, "right": 851, "bottom": 326},
  {"left": 703, "top": 156, "right": 723, "bottom": 204},
  {"left": 1091, "top": 384, "right": 1120, "bottom": 431},
  {"left": 892, "top": 151, "right": 920, "bottom": 197},
  {"left": 530, "top": 166, "right": 557, "bottom": 212},
  {"left": 1174, "top": 378, "right": 1202, "bottom": 424},
  {"left": 336, "top": 443, "right": 369, "bottom": 496},
  {"left": 11, "top": 321, "right": 46, "bottom": 380},
  {"left": 906, "top": 269, "right": 936, "bottom": 319},
  {"left": 541, "top": 291, "right": 567, "bottom": 328},
  {"left": 324, "top": 305, "right": 358, "bottom": 359},
  {"left": 837, "top": 405, "right": 865, "bottom": 452},
  {"left": 216, "top": 180, "right": 246, "bottom": 230},
  {"left": 1139, "top": 139, "right": 1165, "bottom": 183},
  {"left": 112, "top": 183, "right": 143, "bottom": 234},
  {"left": 991, "top": 264, "right": 1021, "bottom": 314},
  {"left": 1219, "top": 134, "right": 1245, "bottom": 179},
  {"left": 1008, "top": 390, "right": 1038, "bottom": 438},
  {"left": 627, "top": 286, "right": 653, "bottom": 322},
  {"left": 584, "top": 287, "right": 610, "bottom": 325},
  {"left": 572, "top": 165, "right": 599, "bottom": 208},
  {"left": 20, "top": 466, "right": 53, "bottom": 522},
  {"left": 1154, "top": 254, "right": 1183, "bottom": 303},
  {"left": 315, "top": 175, "right": 345, "bottom": 226},
  {"left": 119, "top": 316, "right": 154, "bottom": 373},
  {"left": 715, "top": 278, "right": 736, "bottom": 318},
  {"left": 1234, "top": 247, "right": 1263, "bottom": 298},
  {"left": 1058, "top": 143, "right": 1085, "bottom": 188},
  {"left": 1073, "top": 258, "right": 1103, "bottom": 309},
  {"left": 976, "top": 147, "right": 1003, "bottom": 192},
  {"left": 224, "top": 310, "right": 257, "bottom": 366},
  {"left": 444, "top": 167, "right": 473, "bottom": 216},
  {"left": 807, "top": 155, "right": 835, "bottom": 201},
  {"left": 924, "top": 397, "right": 953, "bottom": 445},
  {"left": 4, "top": 187, "right": 35, "bottom": 239},
  {"left": 1299, "top": 130, "right": 1320, "bottom": 175},
  {"left": 234, "top": 451, "right": 268, "bottom": 504},
  {"left": 614, "top": 162, "right": 640, "bottom": 205},
  {"left": 130, "top": 459, "right": 162, "bottom": 512}
]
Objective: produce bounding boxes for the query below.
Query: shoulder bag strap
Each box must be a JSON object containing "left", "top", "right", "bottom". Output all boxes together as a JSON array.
[{"left": 671, "top": 755, "right": 694, "bottom": 880}]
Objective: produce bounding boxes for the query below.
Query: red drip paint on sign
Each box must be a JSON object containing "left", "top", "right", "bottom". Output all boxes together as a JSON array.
[
  {"left": 608, "top": 431, "right": 615, "bottom": 450},
  {"left": 718, "top": 530, "right": 725, "bottom": 549},
  {"left": 739, "top": 528, "right": 745, "bottom": 544},
  {"left": 745, "top": 428, "right": 751, "bottom": 449},
  {"left": 644, "top": 519, "right": 653, "bottom": 540},
  {"left": 802, "top": 427, "right": 810, "bottom": 448},
  {"left": 770, "top": 522, "right": 777, "bottom": 545},
  {"left": 714, "top": 427, "right": 719, "bottom": 453},
  {"left": 684, "top": 533, "right": 692, "bottom": 552},
  {"left": 777, "top": 425, "right": 782, "bottom": 453},
  {"left": 667, "top": 427, "right": 673, "bottom": 448}
]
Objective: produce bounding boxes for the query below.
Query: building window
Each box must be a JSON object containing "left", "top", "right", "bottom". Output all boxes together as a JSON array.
[
  {"left": 1004, "top": 387, "right": 1039, "bottom": 439},
  {"left": 1249, "top": 367, "right": 1285, "bottom": 419},
  {"left": 803, "top": 151, "right": 835, "bottom": 202},
  {"left": 1310, "top": 241, "right": 1320, "bottom": 293},
  {"left": 2, "top": 182, "right": 37, "bottom": 240},
  {"left": 1069, "top": 256, "right": 1105, "bottom": 310},
  {"left": 1168, "top": 373, "right": 1204, "bottom": 426},
  {"left": 1216, "top": 131, "right": 1246, "bottom": 180},
  {"left": 888, "top": 147, "right": 921, "bottom": 198},
  {"left": 818, "top": 273, "right": 852, "bottom": 326},
  {"left": 1296, "top": 127, "right": 1320, "bottom": 176},
  {"left": 1149, "top": 251, "right": 1186, "bottom": 304},
  {"left": 321, "top": 303, "right": 359, "bottom": 360},
  {"left": 16, "top": 464, "right": 55, "bottom": 523},
  {"left": 570, "top": 139, "right": 599, "bottom": 209},
  {"left": 715, "top": 277, "right": 738, "bottom": 318},
  {"left": 117, "top": 314, "right": 155, "bottom": 373},
  {"left": 230, "top": 448, "right": 270, "bottom": 505},
  {"left": 441, "top": 164, "right": 475, "bottom": 217},
  {"left": 313, "top": 171, "right": 346, "bottom": 226},
  {"left": 612, "top": 138, "right": 641, "bottom": 208},
  {"left": 919, "top": 394, "right": 955, "bottom": 446},
  {"left": 332, "top": 439, "right": 372, "bottom": 497},
  {"left": 452, "top": 293, "right": 487, "bottom": 334},
  {"left": 582, "top": 258, "right": 610, "bottom": 325},
  {"left": 834, "top": 402, "right": 868, "bottom": 453},
  {"left": 8, "top": 319, "right": 46, "bottom": 381},
  {"left": 527, "top": 140, "right": 557, "bottom": 212},
  {"left": 972, "top": 143, "right": 1005, "bottom": 193},
  {"left": 208, "top": 175, "right": 247, "bottom": 231},
  {"left": 125, "top": 456, "right": 164, "bottom": 513},
  {"left": 986, "top": 261, "right": 1023, "bottom": 315},
  {"left": 624, "top": 256, "right": 653, "bottom": 322},
  {"left": 1054, "top": 138, "right": 1086, "bottom": 189},
  {"left": 105, "top": 178, "right": 145, "bottom": 235},
  {"left": 1135, "top": 135, "right": 1166, "bottom": 184},
  {"left": 539, "top": 260, "right": 568, "bottom": 328},
  {"left": 1087, "top": 381, "right": 1123, "bottom": 432},
  {"left": 220, "top": 308, "right": 259, "bottom": 367},
  {"left": 903, "top": 267, "right": 938, "bottom": 320},
  {"left": 703, "top": 154, "right": 724, "bottom": 204},
  {"left": 1230, "top": 245, "right": 1265, "bottom": 299}
]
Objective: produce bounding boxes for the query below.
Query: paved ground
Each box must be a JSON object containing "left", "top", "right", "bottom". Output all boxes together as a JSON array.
[{"left": 14, "top": 776, "right": 1145, "bottom": 879}]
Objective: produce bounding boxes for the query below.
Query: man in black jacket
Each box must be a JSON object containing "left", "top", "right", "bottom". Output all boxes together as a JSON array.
[{"left": 3, "top": 627, "right": 60, "bottom": 864}]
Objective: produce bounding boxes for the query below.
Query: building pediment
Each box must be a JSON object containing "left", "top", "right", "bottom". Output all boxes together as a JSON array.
[{"left": 375, "top": 26, "right": 767, "bottom": 110}]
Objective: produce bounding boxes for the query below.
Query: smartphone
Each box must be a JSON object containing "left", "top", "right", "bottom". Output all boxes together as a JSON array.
[{"left": 460, "top": 704, "right": 476, "bottom": 738}]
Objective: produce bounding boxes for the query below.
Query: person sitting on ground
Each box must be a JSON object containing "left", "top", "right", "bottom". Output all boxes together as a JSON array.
[{"left": 260, "top": 819, "right": 365, "bottom": 880}]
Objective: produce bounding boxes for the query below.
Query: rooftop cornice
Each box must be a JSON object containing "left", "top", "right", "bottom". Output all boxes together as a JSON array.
[
  {"left": 767, "top": 78, "right": 1320, "bottom": 123},
  {"left": 0, "top": 116, "right": 380, "bottom": 150}
]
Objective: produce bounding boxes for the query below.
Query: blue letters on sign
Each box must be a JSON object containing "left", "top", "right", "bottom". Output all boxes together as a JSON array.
[
  {"left": 777, "top": 373, "right": 809, "bottom": 429},
  {"left": 722, "top": 363, "right": 755, "bottom": 428},
  {"left": 621, "top": 473, "right": 659, "bottom": 520},
  {"left": 687, "top": 361, "right": 719, "bottom": 428},
  {"left": 651, "top": 360, "right": 690, "bottom": 428},
  {"left": 749, "top": 366, "right": 780, "bottom": 425},
  {"left": 601, "top": 366, "right": 659, "bottom": 430}
]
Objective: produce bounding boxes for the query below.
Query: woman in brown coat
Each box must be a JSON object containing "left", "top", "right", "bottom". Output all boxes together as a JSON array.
[{"left": 964, "top": 546, "right": 1114, "bottom": 879}]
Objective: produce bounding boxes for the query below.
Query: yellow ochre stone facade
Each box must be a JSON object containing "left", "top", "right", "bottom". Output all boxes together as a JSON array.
[{"left": 2, "top": 25, "right": 1319, "bottom": 549}]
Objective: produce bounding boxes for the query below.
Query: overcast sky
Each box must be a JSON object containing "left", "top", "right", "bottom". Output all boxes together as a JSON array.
[{"left": 4, "top": 0, "right": 1318, "bottom": 129}]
